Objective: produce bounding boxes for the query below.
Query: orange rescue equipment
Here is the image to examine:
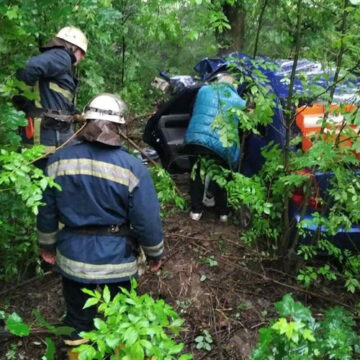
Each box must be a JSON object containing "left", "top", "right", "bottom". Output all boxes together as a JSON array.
[
  {"left": 296, "top": 104, "right": 358, "bottom": 152},
  {"left": 25, "top": 116, "right": 34, "bottom": 139}
]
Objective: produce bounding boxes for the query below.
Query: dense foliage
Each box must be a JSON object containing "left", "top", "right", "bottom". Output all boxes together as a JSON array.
[
  {"left": 149, "top": 165, "right": 185, "bottom": 215},
  {"left": 0, "top": 0, "right": 221, "bottom": 280},
  {"left": 74, "top": 279, "right": 192, "bottom": 360},
  {"left": 1, "top": 0, "right": 360, "bottom": 356},
  {"left": 251, "top": 294, "right": 360, "bottom": 360},
  {"left": 194, "top": 0, "right": 360, "bottom": 294}
]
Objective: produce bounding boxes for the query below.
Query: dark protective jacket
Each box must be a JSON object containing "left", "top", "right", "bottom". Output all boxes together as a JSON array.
[
  {"left": 184, "top": 83, "right": 246, "bottom": 170},
  {"left": 37, "top": 141, "right": 164, "bottom": 284},
  {"left": 16, "top": 47, "right": 78, "bottom": 151}
]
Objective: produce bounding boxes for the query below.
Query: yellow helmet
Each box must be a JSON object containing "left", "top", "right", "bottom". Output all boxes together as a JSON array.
[{"left": 56, "top": 26, "right": 88, "bottom": 53}]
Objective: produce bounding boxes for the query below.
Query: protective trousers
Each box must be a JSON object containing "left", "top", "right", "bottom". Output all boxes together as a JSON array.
[
  {"left": 62, "top": 277, "right": 131, "bottom": 345},
  {"left": 190, "top": 157, "right": 229, "bottom": 215}
]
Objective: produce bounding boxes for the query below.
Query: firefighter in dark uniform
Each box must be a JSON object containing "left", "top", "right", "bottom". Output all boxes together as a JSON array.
[
  {"left": 36, "top": 93, "right": 163, "bottom": 359},
  {"left": 14, "top": 26, "right": 88, "bottom": 169}
]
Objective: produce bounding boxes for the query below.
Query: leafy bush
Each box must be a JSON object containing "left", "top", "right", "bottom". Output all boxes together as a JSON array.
[
  {"left": 251, "top": 294, "right": 360, "bottom": 360},
  {"left": 194, "top": 329, "right": 213, "bottom": 352},
  {"left": 75, "top": 279, "right": 192, "bottom": 360},
  {"left": 149, "top": 165, "right": 186, "bottom": 215},
  {"left": 0, "top": 145, "right": 60, "bottom": 280},
  {"left": 195, "top": 58, "right": 360, "bottom": 292}
]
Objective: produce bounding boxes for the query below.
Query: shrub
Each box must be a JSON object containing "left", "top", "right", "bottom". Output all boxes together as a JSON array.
[
  {"left": 75, "top": 279, "right": 193, "bottom": 360},
  {"left": 251, "top": 294, "right": 360, "bottom": 360}
]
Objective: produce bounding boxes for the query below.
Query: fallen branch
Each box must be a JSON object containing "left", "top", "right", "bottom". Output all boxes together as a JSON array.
[
  {"left": 118, "top": 130, "right": 184, "bottom": 198},
  {"left": 118, "top": 129, "right": 158, "bottom": 166},
  {"left": 0, "top": 271, "right": 53, "bottom": 298},
  {"left": 0, "top": 327, "right": 61, "bottom": 341}
]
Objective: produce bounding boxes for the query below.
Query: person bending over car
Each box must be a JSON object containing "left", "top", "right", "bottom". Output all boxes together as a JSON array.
[{"left": 184, "top": 74, "right": 246, "bottom": 222}]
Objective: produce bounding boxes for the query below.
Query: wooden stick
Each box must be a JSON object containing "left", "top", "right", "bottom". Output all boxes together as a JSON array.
[
  {"left": 118, "top": 129, "right": 184, "bottom": 197},
  {"left": 118, "top": 129, "right": 158, "bottom": 166},
  {"left": 0, "top": 327, "right": 59, "bottom": 341},
  {"left": 0, "top": 271, "right": 53, "bottom": 297}
]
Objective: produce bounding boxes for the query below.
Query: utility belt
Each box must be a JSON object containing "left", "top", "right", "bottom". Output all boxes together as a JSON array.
[
  {"left": 26, "top": 108, "right": 77, "bottom": 135},
  {"left": 64, "top": 224, "right": 132, "bottom": 237},
  {"left": 23, "top": 109, "right": 84, "bottom": 151}
]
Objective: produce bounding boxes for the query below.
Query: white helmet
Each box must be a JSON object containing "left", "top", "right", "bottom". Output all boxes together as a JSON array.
[
  {"left": 56, "top": 26, "right": 88, "bottom": 53},
  {"left": 84, "top": 93, "right": 127, "bottom": 124}
]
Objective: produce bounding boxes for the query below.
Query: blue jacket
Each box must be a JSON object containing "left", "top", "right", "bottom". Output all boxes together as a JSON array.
[
  {"left": 184, "top": 83, "right": 246, "bottom": 169},
  {"left": 16, "top": 47, "right": 78, "bottom": 149},
  {"left": 37, "top": 142, "right": 164, "bottom": 284}
]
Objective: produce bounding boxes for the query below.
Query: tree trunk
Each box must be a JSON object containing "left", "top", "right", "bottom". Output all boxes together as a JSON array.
[
  {"left": 281, "top": 0, "right": 303, "bottom": 255},
  {"left": 253, "top": 0, "right": 269, "bottom": 58},
  {"left": 217, "top": 2, "right": 246, "bottom": 56}
]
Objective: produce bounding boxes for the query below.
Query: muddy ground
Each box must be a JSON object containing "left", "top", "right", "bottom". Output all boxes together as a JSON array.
[{"left": 0, "top": 174, "right": 359, "bottom": 360}]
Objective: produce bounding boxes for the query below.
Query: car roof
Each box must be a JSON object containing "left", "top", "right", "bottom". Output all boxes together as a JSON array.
[{"left": 194, "top": 52, "right": 360, "bottom": 104}]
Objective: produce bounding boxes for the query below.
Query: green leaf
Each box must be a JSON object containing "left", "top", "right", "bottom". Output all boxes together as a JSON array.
[
  {"left": 42, "top": 338, "right": 56, "bottom": 360},
  {"left": 75, "top": 344, "right": 97, "bottom": 360},
  {"left": 129, "top": 341, "right": 144, "bottom": 359},
  {"left": 93, "top": 318, "right": 106, "bottom": 330},
  {"left": 105, "top": 334, "right": 121, "bottom": 348},
  {"left": 179, "top": 355, "right": 193, "bottom": 360},
  {"left": 169, "top": 343, "right": 184, "bottom": 354},
  {"left": 83, "top": 297, "right": 100, "bottom": 309},
  {"left": 6, "top": 313, "right": 30, "bottom": 337},
  {"left": 81, "top": 288, "right": 96, "bottom": 297},
  {"left": 170, "top": 319, "right": 184, "bottom": 327},
  {"left": 6, "top": 5, "right": 19, "bottom": 20},
  {"left": 32, "top": 310, "right": 55, "bottom": 330},
  {"left": 275, "top": 294, "right": 313, "bottom": 322},
  {"left": 51, "top": 326, "right": 75, "bottom": 336},
  {"left": 302, "top": 329, "right": 315, "bottom": 342},
  {"left": 103, "top": 285, "right": 111, "bottom": 304},
  {"left": 123, "top": 326, "right": 138, "bottom": 345}
]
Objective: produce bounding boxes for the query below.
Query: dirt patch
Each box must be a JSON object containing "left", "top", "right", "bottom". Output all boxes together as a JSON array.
[{"left": 1, "top": 199, "right": 359, "bottom": 359}]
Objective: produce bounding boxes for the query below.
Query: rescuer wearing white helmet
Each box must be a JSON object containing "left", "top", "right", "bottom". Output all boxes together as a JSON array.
[
  {"left": 56, "top": 26, "right": 88, "bottom": 64},
  {"left": 78, "top": 93, "right": 128, "bottom": 146},
  {"left": 14, "top": 26, "right": 89, "bottom": 170},
  {"left": 36, "top": 93, "right": 163, "bottom": 358}
]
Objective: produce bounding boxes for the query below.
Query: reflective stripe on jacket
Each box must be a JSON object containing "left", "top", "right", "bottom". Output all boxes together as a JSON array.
[
  {"left": 37, "top": 142, "right": 164, "bottom": 284},
  {"left": 16, "top": 47, "right": 78, "bottom": 148}
]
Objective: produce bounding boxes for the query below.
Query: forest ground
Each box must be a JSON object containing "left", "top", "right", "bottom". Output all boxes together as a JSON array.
[{"left": 1, "top": 173, "right": 359, "bottom": 359}]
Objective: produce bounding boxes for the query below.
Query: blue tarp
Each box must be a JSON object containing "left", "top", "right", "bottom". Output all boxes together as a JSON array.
[{"left": 194, "top": 52, "right": 360, "bottom": 104}]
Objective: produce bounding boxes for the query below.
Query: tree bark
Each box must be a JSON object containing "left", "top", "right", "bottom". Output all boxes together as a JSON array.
[
  {"left": 253, "top": 0, "right": 269, "bottom": 58},
  {"left": 281, "top": 0, "right": 303, "bottom": 255},
  {"left": 217, "top": 1, "right": 246, "bottom": 56}
]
